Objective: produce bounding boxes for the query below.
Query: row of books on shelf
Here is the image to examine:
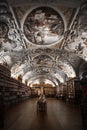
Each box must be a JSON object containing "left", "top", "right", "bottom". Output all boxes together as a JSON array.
[
  {"left": 0, "top": 64, "right": 11, "bottom": 77},
  {"left": 0, "top": 64, "right": 31, "bottom": 106},
  {"left": 57, "top": 77, "right": 82, "bottom": 104}
]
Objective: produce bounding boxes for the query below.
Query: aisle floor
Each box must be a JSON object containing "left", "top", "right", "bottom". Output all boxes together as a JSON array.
[{"left": 3, "top": 98, "right": 83, "bottom": 130}]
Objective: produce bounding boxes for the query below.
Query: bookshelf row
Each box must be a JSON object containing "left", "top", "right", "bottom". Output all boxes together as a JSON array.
[
  {"left": 0, "top": 64, "right": 31, "bottom": 106},
  {"left": 57, "top": 77, "right": 82, "bottom": 104}
]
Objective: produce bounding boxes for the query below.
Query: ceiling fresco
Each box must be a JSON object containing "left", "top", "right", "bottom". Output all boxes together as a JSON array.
[
  {"left": 15, "top": 5, "right": 73, "bottom": 47},
  {"left": 0, "top": 0, "right": 87, "bottom": 87},
  {"left": 63, "top": 2, "right": 87, "bottom": 61},
  {"left": 23, "top": 6, "right": 64, "bottom": 45}
]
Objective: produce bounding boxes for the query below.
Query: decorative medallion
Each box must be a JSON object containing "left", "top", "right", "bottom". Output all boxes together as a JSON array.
[{"left": 23, "top": 7, "right": 64, "bottom": 45}]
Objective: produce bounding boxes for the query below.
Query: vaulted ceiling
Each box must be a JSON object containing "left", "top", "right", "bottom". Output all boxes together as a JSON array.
[{"left": 0, "top": 0, "right": 87, "bottom": 87}]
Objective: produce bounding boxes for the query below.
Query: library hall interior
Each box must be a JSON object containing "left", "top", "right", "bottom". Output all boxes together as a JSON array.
[{"left": 0, "top": 0, "right": 87, "bottom": 130}]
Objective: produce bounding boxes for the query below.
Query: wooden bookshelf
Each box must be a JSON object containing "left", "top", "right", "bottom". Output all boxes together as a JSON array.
[
  {"left": 0, "top": 64, "right": 31, "bottom": 107},
  {"left": 66, "top": 77, "right": 81, "bottom": 104},
  {"left": 57, "top": 83, "right": 66, "bottom": 100},
  {"left": 43, "top": 87, "right": 56, "bottom": 97}
]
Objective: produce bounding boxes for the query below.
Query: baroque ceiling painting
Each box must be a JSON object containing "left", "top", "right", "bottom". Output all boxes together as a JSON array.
[
  {"left": 0, "top": 0, "right": 87, "bottom": 87},
  {"left": 23, "top": 7, "right": 64, "bottom": 45}
]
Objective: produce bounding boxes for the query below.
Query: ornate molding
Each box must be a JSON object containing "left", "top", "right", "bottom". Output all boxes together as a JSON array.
[{"left": 63, "top": 2, "right": 87, "bottom": 61}]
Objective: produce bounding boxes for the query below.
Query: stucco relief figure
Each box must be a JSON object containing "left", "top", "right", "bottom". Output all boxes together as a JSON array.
[
  {"left": 78, "top": 4, "right": 87, "bottom": 37},
  {"left": 0, "top": 22, "right": 8, "bottom": 38}
]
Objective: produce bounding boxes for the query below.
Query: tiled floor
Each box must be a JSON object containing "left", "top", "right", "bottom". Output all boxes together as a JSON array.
[{"left": 3, "top": 98, "right": 83, "bottom": 130}]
